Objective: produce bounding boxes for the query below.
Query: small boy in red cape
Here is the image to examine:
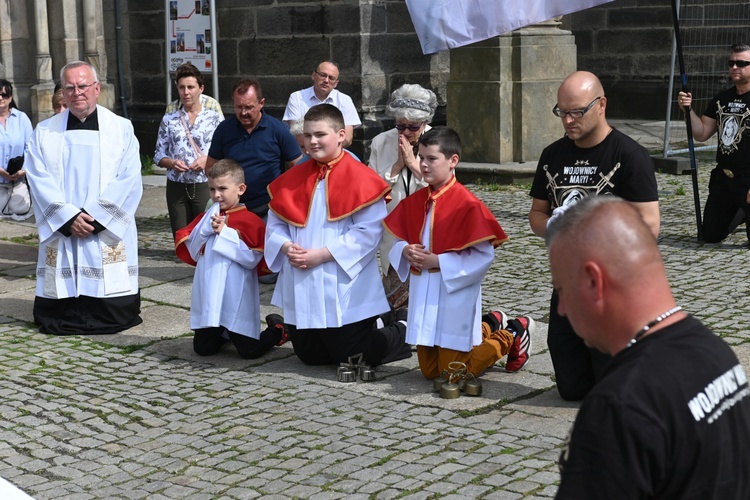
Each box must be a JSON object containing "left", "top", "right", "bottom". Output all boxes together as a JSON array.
[
  {"left": 264, "top": 104, "right": 411, "bottom": 367},
  {"left": 383, "top": 127, "right": 535, "bottom": 383},
  {"left": 175, "top": 159, "right": 287, "bottom": 358}
]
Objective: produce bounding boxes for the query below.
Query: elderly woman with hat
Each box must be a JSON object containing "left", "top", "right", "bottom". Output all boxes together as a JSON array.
[{"left": 369, "top": 83, "right": 438, "bottom": 277}]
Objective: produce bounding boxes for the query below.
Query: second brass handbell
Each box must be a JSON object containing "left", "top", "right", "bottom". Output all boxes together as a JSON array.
[{"left": 463, "top": 372, "right": 482, "bottom": 396}]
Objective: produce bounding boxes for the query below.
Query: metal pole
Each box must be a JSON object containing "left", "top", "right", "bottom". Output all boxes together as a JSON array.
[
  {"left": 663, "top": 1, "right": 679, "bottom": 159},
  {"left": 210, "top": 0, "right": 219, "bottom": 102},
  {"left": 165, "top": 0, "right": 171, "bottom": 104},
  {"left": 670, "top": 0, "right": 703, "bottom": 241}
]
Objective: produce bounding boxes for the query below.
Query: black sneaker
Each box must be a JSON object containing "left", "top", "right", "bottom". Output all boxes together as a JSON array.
[{"left": 266, "top": 314, "right": 288, "bottom": 346}]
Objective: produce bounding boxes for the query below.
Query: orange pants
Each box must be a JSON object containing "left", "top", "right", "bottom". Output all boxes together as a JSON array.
[{"left": 417, "top": 322, "right": 514, "bottom": 379}]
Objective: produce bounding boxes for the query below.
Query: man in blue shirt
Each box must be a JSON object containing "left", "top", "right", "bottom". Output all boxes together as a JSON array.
[{"left": 207, "top": 78, "right": 301, "bottom": 219}]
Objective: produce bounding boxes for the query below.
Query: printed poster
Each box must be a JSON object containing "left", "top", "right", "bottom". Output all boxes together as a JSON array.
[{"left": 168, "top": 0, "right": 213, "bottom": 72}]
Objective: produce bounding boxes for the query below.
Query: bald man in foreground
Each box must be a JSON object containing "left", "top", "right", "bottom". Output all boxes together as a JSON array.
[
  {"left": 547, "top": 196, "right": 750, "bottom": 499},
  {"left": 529, "top": 71, "right": 660, "bottom": 400}
]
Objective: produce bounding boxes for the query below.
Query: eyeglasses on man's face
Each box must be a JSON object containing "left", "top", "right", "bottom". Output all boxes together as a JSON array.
[
  {"left": 0, "top": 92, "right": 10, "bottom": 100},
  {"left": 314, "top": 70, "right": 338, "bottom": 82},
  {"left": 395, "top": 122, "right": 425, "bottom": 132},
  {"left": 728, "top": 60, "right": 750, "bottom": 68},
  {"left": 63, "top": 82, "right": 98, "bottom": 94},
  {"left": 553, "top": 96, "right": 602, "bottom": 119}
]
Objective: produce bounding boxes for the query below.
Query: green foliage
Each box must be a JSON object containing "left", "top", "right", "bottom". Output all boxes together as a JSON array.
[{"left": 141, "top": 154, "right": 155, "bottom": 175}]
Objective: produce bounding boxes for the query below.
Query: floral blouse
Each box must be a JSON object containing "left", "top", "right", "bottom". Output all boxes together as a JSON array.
[{"left": 154, "top": 106, "right": 223, "bottom": 183}]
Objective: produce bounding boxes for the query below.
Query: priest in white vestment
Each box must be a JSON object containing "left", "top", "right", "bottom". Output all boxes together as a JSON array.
[{"left": 25, "top": 61, "right": 143, "bottom": 334}]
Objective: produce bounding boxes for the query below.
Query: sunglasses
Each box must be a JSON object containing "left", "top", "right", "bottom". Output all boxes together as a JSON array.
[
  {"left": 395, "top": 122, "right": 424, "bottom": 132},
  {"left": 0, "top": 93, "right": 10, "bottom": 100},
  {"left": 553, "top": 96, "right": 602, "bottom": 119},
  {"left": 728, "top": 60, "right": 750, "bottom": 68}
]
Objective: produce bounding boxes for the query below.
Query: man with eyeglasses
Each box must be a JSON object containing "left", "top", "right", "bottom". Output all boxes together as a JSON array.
[
  {"left": 206, "top": 78, "right": 301, "bottom": 220},
  {"left": 282, "top": 61, "right": 361, "bottom": 147},
  {"left": 24, "top": 60, "right": 144, "bottom": 335},
  {"left": 206, "top": 78, "right": 301, "bottom": 285},
  {"left": 678, "top": 43, "right": 750, "bottom": 245},
  {"left": 528, "top": 71, "right": 660, "bottom": 401}
]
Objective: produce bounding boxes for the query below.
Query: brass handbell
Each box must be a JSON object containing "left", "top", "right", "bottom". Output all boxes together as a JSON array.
[
  {"left": 359, "top": 366, "right": 376, "bottom": 381},
  {"left": 433, "top": 369, "right": 451, "bottom": 392},
  {"left": 439, "top": 373, "right": 461, "bottom": 399},
  {"left": 337, "top": 355, "right": 358, "bottom": 383},
  {"left": 338, "top": 367, "right": 357, "bottom": 382},
  {"left": 462, "top": 372, "right": 482, "bottom": 397}
]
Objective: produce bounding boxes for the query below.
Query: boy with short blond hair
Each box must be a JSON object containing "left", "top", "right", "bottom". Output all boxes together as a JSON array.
[
  {"left": 264, "top": 104, "right": 410, "bottom": 366},
  {"left": 384, "top": 126, "right": 534, "bottom": 382},
  {"left": 175, "top": 159, "right": 287, "bottom": 358}
]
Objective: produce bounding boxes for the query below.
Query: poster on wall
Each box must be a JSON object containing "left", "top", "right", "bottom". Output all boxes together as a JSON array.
[{"left": 167, "top": 0, "right": 212, "bottom": 72}]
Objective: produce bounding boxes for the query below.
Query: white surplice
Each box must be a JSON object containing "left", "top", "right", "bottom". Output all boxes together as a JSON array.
[
  {"left": 265, "top": 182, "right": 390, "bottom": 329},
  {"left": 185, "top": 203, "right": 263, "bottom": 338},
  {"left": 25, "top": 106, "right": 143, "bottom": 299},
  {"left": 389, "top": 203, "right": 494, "bottom": 352}
]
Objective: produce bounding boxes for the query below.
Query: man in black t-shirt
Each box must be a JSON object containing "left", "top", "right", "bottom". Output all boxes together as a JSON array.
[
  {"left": 679, "top": 43, "right": 750, "bottom": 244},
  {"left": 529, "top": 71, "right": 660, "bottom": 401},
  {"left": 546, "top": 196, "right": 750, "bottom": 500}
]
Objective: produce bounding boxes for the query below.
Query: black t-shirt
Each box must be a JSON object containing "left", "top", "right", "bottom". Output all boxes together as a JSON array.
[
  {"left": 556, "top": 316, "right": 750, "bottom": 499},
  {"left": 704, "top": 86, "right": 750, "bottom": 171},
  {"left": 529, "top": 129, "right": 658, "bottom": 209}
]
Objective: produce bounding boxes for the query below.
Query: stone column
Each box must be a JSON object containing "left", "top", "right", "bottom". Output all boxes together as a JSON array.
[
  {"left": 82, "top": 0, "right": 100, "bottom": 74},
  {"left": 31, "top": 0, "right": 56, "bottom": 123},
  {"left": 447, "top": 20, "right": 576, "bottom": 163},
  {"left": 82, "top": 0, "right": 114, "bottom": 109}
]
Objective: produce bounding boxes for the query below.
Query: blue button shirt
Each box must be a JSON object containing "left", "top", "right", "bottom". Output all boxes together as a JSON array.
[{"left": 208, "top": 112, "right": 300, "bottom": 209}]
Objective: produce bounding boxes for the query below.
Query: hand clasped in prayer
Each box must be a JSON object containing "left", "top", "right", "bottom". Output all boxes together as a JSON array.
[
  {"left": 284, "top": 243, "right": 332, "bottom": 270},
  {"left": 211, "top": 214, "right": 225, "bottom": 234},
  {"left": 71, "top": 212, "right": 97, "bottom": 238},
  {"left": 403, "top": 243, "right": 438, "bottom": 272}
]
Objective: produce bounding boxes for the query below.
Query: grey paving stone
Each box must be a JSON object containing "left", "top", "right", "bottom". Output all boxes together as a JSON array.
[{"left": 0, "top": 161, "right": 747, "bottom": 499}]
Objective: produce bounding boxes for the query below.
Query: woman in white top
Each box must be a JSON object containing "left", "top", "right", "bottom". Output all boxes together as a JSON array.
[
  {"left": 369, "top": 84, "right": 437, "bottom": 275},
  {"left": 154, "top": 63, "right": 223, "bottom": 235}
]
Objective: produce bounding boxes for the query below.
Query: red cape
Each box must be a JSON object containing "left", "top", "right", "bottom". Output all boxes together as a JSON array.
[
  {"left": 383, "top": 176, "right": 508, "bottom": 255},
  {"left": 267, "top": 151, "right": 391, "bottom": 227},
  {"left": 174, "top": 205, "right": 271, "bottom": 275}
]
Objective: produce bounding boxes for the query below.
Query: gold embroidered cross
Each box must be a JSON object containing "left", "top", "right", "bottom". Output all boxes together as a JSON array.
[
  {"left": 45, "top": 247, "right": 58, "bottom": 266},
  {"left": 102, "top": 241, "right": 126, "bottom": 264}
]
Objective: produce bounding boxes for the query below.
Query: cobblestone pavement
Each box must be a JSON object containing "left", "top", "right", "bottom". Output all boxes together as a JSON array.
[{"left": 0, "top": 159, "right": 748, "bottom": 499}]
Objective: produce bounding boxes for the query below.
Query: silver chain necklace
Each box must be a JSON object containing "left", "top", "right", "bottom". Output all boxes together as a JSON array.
[{"left": 627, "top": 306, "right": 682, "bottom": 348}]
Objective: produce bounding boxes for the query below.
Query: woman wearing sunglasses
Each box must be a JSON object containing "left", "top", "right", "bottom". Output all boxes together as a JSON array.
[
  {"left": 0, "top": 79, "right": 33, "bottom": 220},
  {"left": 369, "top": 84, "right": 437, "bottom": 278}
]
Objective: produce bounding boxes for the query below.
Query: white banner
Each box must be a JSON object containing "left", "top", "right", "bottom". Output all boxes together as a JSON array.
[{"left": 405, "top": 0, "right": 613, "bottom": 54}]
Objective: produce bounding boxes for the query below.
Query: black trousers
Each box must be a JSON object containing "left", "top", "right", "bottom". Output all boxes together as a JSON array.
[
  {"left": 547, "top": 291, "right": 611, "bottom": 401},
  {"left": 34, "top": 292, "right": 143, "bottom": 335},
  {"left": 166, "top": 179, "right": 210, "bottom": 236},
  {"left": 288, "top": 316, "right": 409, "bottom": 367},
  {"left": 702, "top": 167, "right": 750, "bottom": 244},
  {"left": 193, "top": 325, "right": 281, "bottom": 359}
]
